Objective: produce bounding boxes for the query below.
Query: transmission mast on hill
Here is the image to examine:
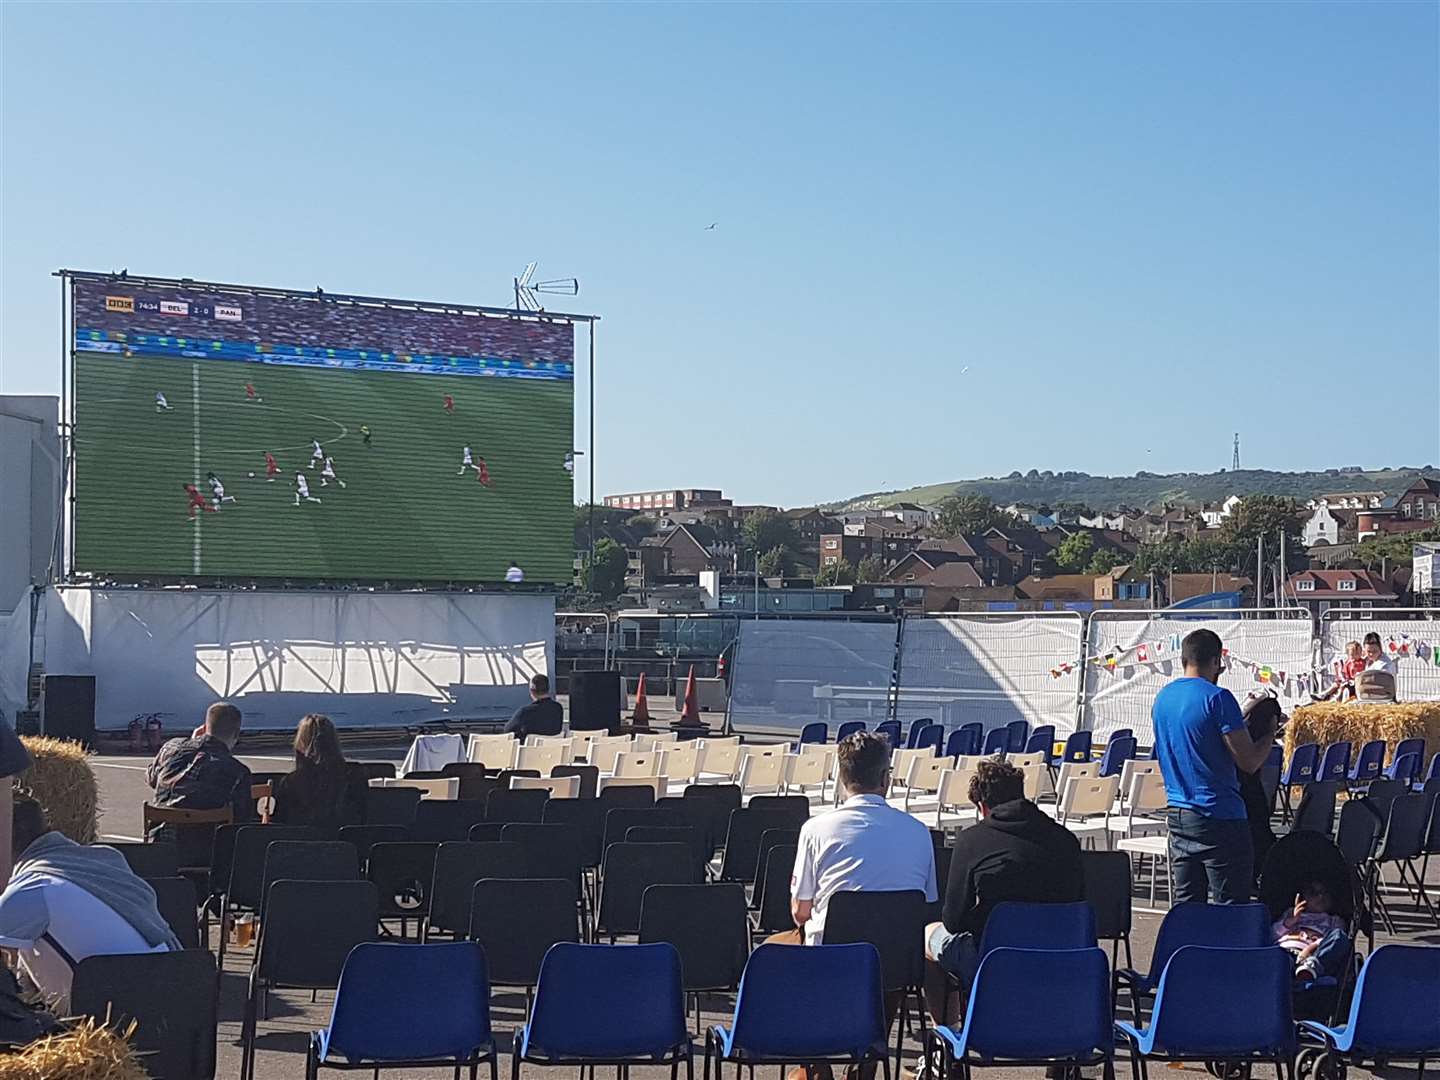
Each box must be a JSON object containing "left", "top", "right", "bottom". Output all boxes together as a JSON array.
[{"left": 1232, "top": 433, "right": 1241, "bottom": 471}]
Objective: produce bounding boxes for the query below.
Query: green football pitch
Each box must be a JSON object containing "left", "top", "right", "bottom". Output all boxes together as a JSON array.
[{"left": 73, "top": 352, "right": 574, "bottom": 581}]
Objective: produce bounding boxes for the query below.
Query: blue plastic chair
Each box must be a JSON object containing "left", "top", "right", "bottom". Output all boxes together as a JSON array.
[
  {"left": 515, "top": 943, "right": 690, "bottom": 1077},
  {"left": 797, "top": 722, "right": 827, "bottom": 746},
  {"left": 1318, "top": 742, "right": 1353, "bottom": 784},
  {"left": 949, "top": 723, "right": 983, "bottom": 758},
  {"left": 1388, "top": 748, "right": 1423, "bottom": 785},
  {"left": 1115, "top": 946, "right": 1294, "bottom": 1076},
  {"left": 905, "top": 721, "right": 934, "bottom": 750},
  {"left": 836, "top": 720, "right": 866, "bottom": 742},
  {"left": 1298, "top": 944, "right": 1440, "bottom": 1070},
  {"left": 307, "top": 942, "right": 495, "bottom": 1079},
  {"left": 1348, "top": 740, "right": 1387, "bottom": 786},
  {"left": 1098, "top": 736, "right": 1138, "bottom": 778},
  {"left": 875, "top": 720, "right": 902, "bottom": 749},
  {"left": 1425, "top": 753, "right": 1440, "bottom": 786},
  {"left": 1282, "top": 743, "right": 1322, "bottom": 817},
  {"left": 927, "top": 947, "right": 1113, "bottom": 1074},
  {"left": 979, "top": 902, "right": 1097, "bottom": 954},
  {"left": 707, "top": 942, "right": 888, "bottom": 1078},
  {"left": 1025, "top": 725, "right": 1057, "bottom": 764},
  {"left": 1114, "top": 902, "right": 1270, "bottom": 1021},
  {"left": 1005, "top": 719, "right": 1030, "bottom": 754},
  {"left": 914, "top": 723, "right": 944, "bottom": 755},
  {"left": 1063, "top": 731, "right": 1093, "bottom": 764},
  {"left": 1108, "top": 728, "right": 1134, "bottom": 744},
  {"left": 982, "top": 728, "right": 1009, "bottom": 756}
]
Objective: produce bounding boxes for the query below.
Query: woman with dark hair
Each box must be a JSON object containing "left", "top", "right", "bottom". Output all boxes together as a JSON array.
[
  {"left": 272, "top": 714, "right": 357, "bottom": 828},
  {"left": 1240, "top": 693, "right": 1284, "bottom": 886}
]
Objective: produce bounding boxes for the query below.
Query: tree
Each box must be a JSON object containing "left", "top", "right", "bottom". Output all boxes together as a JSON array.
[
  {"left": 757, "top": 545, "right": 793, "bottom": 577},
  {"left": 741, "top": 509, "right": 798, "bottom": 558},
  {"left": 1181, "top": 536, "right": 1234, "bottom": 573},
  {"left": 1352, "top": 525, "right": 1440, "bottom": 570},
  {"left": 625, "top": 514, "right": 657, "bottom": 537},
  {"left": 1132, "top": 536, "right": 1185, "bottom": 576},
  {"left": 815, "top": 559, "right": 856, "bottom": 586},
  {"left": 1053, "top": 532, "right": 1096, "bottom": 572},
  {"left": 856, "top": 555, "right": 887, "bottom": 583},
  {"left": 1219, "top": 495, "right": 1305, "bottom": 574},
  {"left": 931, "top": 495, "right": 1013, "bottom": 538},
  {"left": 1086, "top": 548, "right": 1124, "bottom": 575},
  {"left": 574, "top": 502, "right": 629, "bottom": 532},
  {"left": 582, "top": 538, "right": 629, "bottom": 600}
]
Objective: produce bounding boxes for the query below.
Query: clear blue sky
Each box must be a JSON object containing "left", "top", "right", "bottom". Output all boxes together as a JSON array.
[{"left": 3, "top": 2, "right": 1436, "bottom": 508}]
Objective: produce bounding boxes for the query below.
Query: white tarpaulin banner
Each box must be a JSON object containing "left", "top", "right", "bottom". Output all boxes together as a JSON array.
[
  {"left": 1082, "top": 612, "right": 1314, "bottom": 744},
  {"left": 35, "top": 587, "right": 553, "bottom": 730},
  {"left": 897, "top": 614, "right": 1084, "bottom": 736},
  {"left": 1321, "top": 615, "right": 1440, "bottom": 703}
]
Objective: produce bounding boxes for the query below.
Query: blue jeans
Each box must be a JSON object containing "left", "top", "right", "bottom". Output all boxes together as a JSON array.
[
  {"left": 1167, "top": 808, "right": 1254, "bottom": 904},
  {"left": 1295, "top": 927, "right": 1351, "bottom": 980}
]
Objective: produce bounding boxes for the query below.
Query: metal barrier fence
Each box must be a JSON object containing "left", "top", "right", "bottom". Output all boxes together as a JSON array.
[
  {"left": 896, "top": 613, "right": 1085, "bottom": 735},
  {"left": 1320, "top": 608, "right": 1440, "bottom": 704},
  {"left": 1082, "top": 609, "right": 1314, "bottom": 744}
]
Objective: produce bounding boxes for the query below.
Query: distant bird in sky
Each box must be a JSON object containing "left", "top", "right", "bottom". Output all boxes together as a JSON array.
[
  {"left": 959, "top": 365, "right": 970, "bottom": 374},
  {"left": 704, "top": 222, "right": 717, "bottom": 231}
]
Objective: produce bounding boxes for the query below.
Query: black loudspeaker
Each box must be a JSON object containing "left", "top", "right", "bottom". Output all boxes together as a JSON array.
[
  {"left": 42, "top": 675, "right": 96, "bottom": 747},
  {"left": 568, "top": 670, "right": 622, "bottom": 734}
]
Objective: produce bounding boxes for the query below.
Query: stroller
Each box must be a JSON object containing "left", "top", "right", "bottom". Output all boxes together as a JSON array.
[{"left": 1257, "top": 829, "right": 1370, "bottom": 1024}]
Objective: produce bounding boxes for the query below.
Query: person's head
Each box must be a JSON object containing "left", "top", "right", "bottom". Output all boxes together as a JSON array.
[
  {"left": 203, "top": 701, "right": 243, "bottom": 749},
  {"left": 836, "top": 732, "right": 890, "bottom": 796},
  {"left": 11, "top": 794, "right": 48, "bottom": 865},
  {"left": 1363, "top": 632, "right": 1383, "bottom": 660},
  {"left": 967, "top": 759, "right": 1026, "bottom": 817},
  {"left": 1241, "top": 692, "right": 1284, "bottom": 741},
  {"left": 529, "top": 674, "right": 551, "bottom": 701},
  {"left": 206, "top": 472, "right": 216, "bottom": 481},
  {"left": 1345, "top": 640, "right": 1363, "bottom": 661},
  {"left": 1299, "top": 879, "right": 1333, "bottom": 914},
  {"left": 293, "top": 713, "right": 344, "bottom": 770},
  {"left": 1181, "top": 628, "right": 1226, "bottom": 683}
]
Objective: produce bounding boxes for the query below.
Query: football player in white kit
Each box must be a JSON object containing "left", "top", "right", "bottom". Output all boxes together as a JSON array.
[
  {"left": 309, "top": 439, "right": 325, "bottom": 469},
  {"left": 294, "top": 472, "right": 322, "bottom": 507},
  {"left": 457, "top": 445, "right": 474, "bottom": 476},
  {"left": 154, "top": 391, "right": 173, "bottom": 413},
  {"left": 206, "top": 471, "right": 237, "bottom": 507},
  {"left": 319, "top": 456, "right": 347, "bottom": 488}
]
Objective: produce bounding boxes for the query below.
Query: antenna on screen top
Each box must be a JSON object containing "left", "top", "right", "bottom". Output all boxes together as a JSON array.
[{"left": 513, "top": 262, "right": 579, "bottom": 312}]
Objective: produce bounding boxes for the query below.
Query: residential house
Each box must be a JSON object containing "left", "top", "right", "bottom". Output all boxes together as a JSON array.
[
  {"left": 1079, "top": 509, "right": 1140, "bottom": 532},
  {"left": 1283, "top": 569, "right": 1398, "bottom": 618},
  {"left": 603, "top": 488, "right": 728, "bottom": 512},
  {"left": 819, "top": 520, "right": 924, "bottom": 570},
  {"left": 970, "top": 526, "right": 1054, "bottom": 585},
  {"left": 1305, "top": 491, "right": 1385, "bottom": 511},
  {"left": 882, "top": 502, "right": 933, "bottom": 529},
  {"left": 1016, "top": 574, "right": 1101, "bottom": 603},
  {"left": 641, "top": 523, "right": 736, "bottom": 575},
  {"left": 780, "top": 507, "right": 841, "bottom": 545},
  {"left": 886, "top": 538, "right": 984, "bottom": 587},
  {"left": 1301, "top": 503, "right": 1358, "bottom": 548},
  {"left": 1127, "top": 506, "right": 1203, "bottom": 543},
  {"left": 1093, "top": 565, "right": 1152, "bottom": 603},
  {"left": 1200, "top": 495, "right": 1242, "bottom": 528},
  {"left": 1003, "top": 503, "right": 1058, "bottom": 528},
  {"left": 1352, "top": 479, "right": 1440, "bottom": 539}
]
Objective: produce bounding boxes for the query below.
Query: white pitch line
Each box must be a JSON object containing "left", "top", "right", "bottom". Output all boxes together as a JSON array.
[{"left": 192, "top": 363, "right": 202, "bottom": 573}]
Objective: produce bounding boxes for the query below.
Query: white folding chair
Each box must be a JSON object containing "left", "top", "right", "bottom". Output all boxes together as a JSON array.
[
  {"left": 509, "top": 775, "right": 580, "bottom": 799},
  {"left": 1115, "top": 758, "right": 1161, "bottom": 810},
  {"left": 902, "top": 755, "right": 950, "bottom": 812},
  {"left": 1043, "top": 760, "right": 1100, "bottom": 808},
  {"left": 1107, "top": 770, "right": 1167, "bottom": 840},
  {"left": 888, "top": 748, "right": 934, "bottom": 795},
  {"left": 613, "top": 751, "right": 660, "bottom": 778},
  {"left": 524, "top": 735, "right": 576, "bottom": 764},
  {"left": 697, "top": 740, "right": 742, "bottom": 781},
  {"left": 1005, "top": 751, "right": 1045, "bottom": 770},
  {"left": 935, "top": 766, "right": 980, "bottom": 828},
  {"left": 1018, "top": 763, "right": 1046, "bottom": 802},
  {"left": 1056, "top": 774, "right": 1120, "bottom": 849},
  {"left": 588, "top": 736, "right": 634, "bottom": 774},
  {"left": 515, "top": 743, "right": 567, "bottom": 776},
  {"left": 658, "top": 743, "right": 701, "bottom": 785},
  {"left": 785, "top": 744, "right": 836, "bottom": 798},
  {"left": 467, "top": 734, "right": 517, "bottom": 771},
  {"left": 633, "top": 732, "right": 678, "bottom": 752},
  {"left": 738, "top": 751, "right": 786, "bottom": 795}
]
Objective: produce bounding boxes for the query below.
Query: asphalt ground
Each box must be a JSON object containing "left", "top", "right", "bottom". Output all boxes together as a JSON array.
[{"left": 87, "top": 750, "right": 1437, "bottom": 1080}]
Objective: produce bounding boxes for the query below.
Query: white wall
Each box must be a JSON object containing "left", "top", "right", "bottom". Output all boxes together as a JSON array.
[{"left": 0, "top": 398, "right": 61, "bottom": 616}]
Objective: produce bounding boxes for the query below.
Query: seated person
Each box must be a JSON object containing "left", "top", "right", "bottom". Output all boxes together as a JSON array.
[
  {"left": 1362, "top": 631, "right": 1398, "bottom": 676},
  {"left": 1273, "top": 880, "right": 1348, "bottom": 983},
  {"left": 146, "top": 701, "right": 255, "bottom": 825},
  {"left": 1314, "top": 641, "right": 1365, "bottom": 702},
  {"left": 273, "top": 714, "right": 360, "bottom": 828},
  {"left": 0, "top": 796, "right": 180, "bottom": 1009},
  {"left": 504, "top": 675, "right": 564, "bottom": 740},
  {"left": 924, "top": 759, "right": 1084, "bottom": 1024}
]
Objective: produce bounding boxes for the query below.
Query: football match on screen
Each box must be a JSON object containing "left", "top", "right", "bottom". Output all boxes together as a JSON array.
[{"left": 70, "top": 279, "right": 576, "bottom": 583}]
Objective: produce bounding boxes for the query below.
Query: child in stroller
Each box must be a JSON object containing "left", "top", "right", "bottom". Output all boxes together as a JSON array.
[{"left": 1273, "top": 880, "right": 1350, "bottom": 983}]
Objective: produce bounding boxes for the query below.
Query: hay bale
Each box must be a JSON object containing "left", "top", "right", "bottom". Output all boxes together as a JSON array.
[
  {"left": 17, "top": 736, "right": 99, "bottom": 844},
  {"left": 0, "top": 1018, "right": 149, "bottom": 1080},
  {"left": 1287, "top": 701, "right": 1440, "bottom": 765}
]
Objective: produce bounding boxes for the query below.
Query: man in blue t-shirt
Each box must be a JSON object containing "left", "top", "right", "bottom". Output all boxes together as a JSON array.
[{"left": 1152, "top": 628, "right": 1276, "bottom": 904}]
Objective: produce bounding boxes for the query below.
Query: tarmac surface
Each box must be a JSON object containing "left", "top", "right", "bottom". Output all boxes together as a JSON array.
[{"left": 87, "top": 745, "right": 1436, "bottom": 1080}]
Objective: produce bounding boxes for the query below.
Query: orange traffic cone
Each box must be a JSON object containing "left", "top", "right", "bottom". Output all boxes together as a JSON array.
[
  {"left": 632, "top": 673, "right": 651, "bottom": 726},
  {"left": 680, "top": 664, "right": 701, "bottom": 726}
]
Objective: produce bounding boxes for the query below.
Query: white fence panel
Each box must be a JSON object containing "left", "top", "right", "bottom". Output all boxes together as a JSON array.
[
  {"left": 1321, "top": 612, "right": 1440, "bottom": 702},
  {"left": 897, "top": 614, "right": 1084, "bottom": 736},
  {"left": 1083, "top": 611, "right": 1314, "bottom": 745}
]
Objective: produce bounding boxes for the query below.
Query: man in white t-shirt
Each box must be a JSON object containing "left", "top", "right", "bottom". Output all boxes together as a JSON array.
[
  {"left": 1362, "top": 632, "right": 1398, "bottom": 676},
  {"left": 0, "top": 796, "right": 178, "bottom": 1009}
]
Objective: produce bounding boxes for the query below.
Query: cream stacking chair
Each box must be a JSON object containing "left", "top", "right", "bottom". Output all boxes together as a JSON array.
[
  {"left": 1044, "top": 760, "right": 1100, "bottom": 808},
  {"left": 784, "top": 744, "right": 836, "bottom": 798},
  {"left": 737, "top": 750, "right": 786, "bottom": 796},
  {"left": 613, "top": 751, "right": 661, "bottom": 778},
  {"left": 935, "top": 764, "right": 982, "bottom": 828},
  {"left": 1055, "top": 774, "right": 1120, "bottom": 849},
  {"left": 467, "top": 733, "right": 517, "bottom": 771},
  {"left": 901, "top": 755, "right": 950, "bottom": 813},
  {"left": 1107, "top": 769, "right": 1167, "bottom": 841},
  {"left": 588, "top": 736, "right": 634, "bottom": 774},
  {"left": 887, "top": 748, "right": 934, "bottom": 796},
  {"left": 524, "top": 735, "right": 576, "bottom": 764},
  {"left": 697, "top": 739, "right": 742, "bottom": 782},
  {"left": 658, "top": 743, "right": 701, "bottom": 785},
  {"left": 515, "top": 742, "right": 568, "bottom": 777},
  {"left": 633, "top": 732, "right": 679, "bottom": 752}
]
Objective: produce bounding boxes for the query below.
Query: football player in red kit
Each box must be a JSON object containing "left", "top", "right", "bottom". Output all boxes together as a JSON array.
[
  {"left": 264, "top": 452, "right": 280, "bottom": 482},
  {"left": 184, "top": 483, "right": 217, "bottom": 520},
  {"left": 443, "top": 394, "right": 455, "bottom": 414}
]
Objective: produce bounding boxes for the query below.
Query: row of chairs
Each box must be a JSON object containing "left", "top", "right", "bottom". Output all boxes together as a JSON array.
[
  {"left": 804, "top": 718, "right": 1140, "bottom": 770},
  {"left": 1281, "top": 737, "right": 1437, "bottom": 809}
]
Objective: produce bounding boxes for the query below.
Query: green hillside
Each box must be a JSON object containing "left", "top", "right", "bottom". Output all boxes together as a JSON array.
[{"left": 839, "top": 466, "right": 1440, "bottom": 513}]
